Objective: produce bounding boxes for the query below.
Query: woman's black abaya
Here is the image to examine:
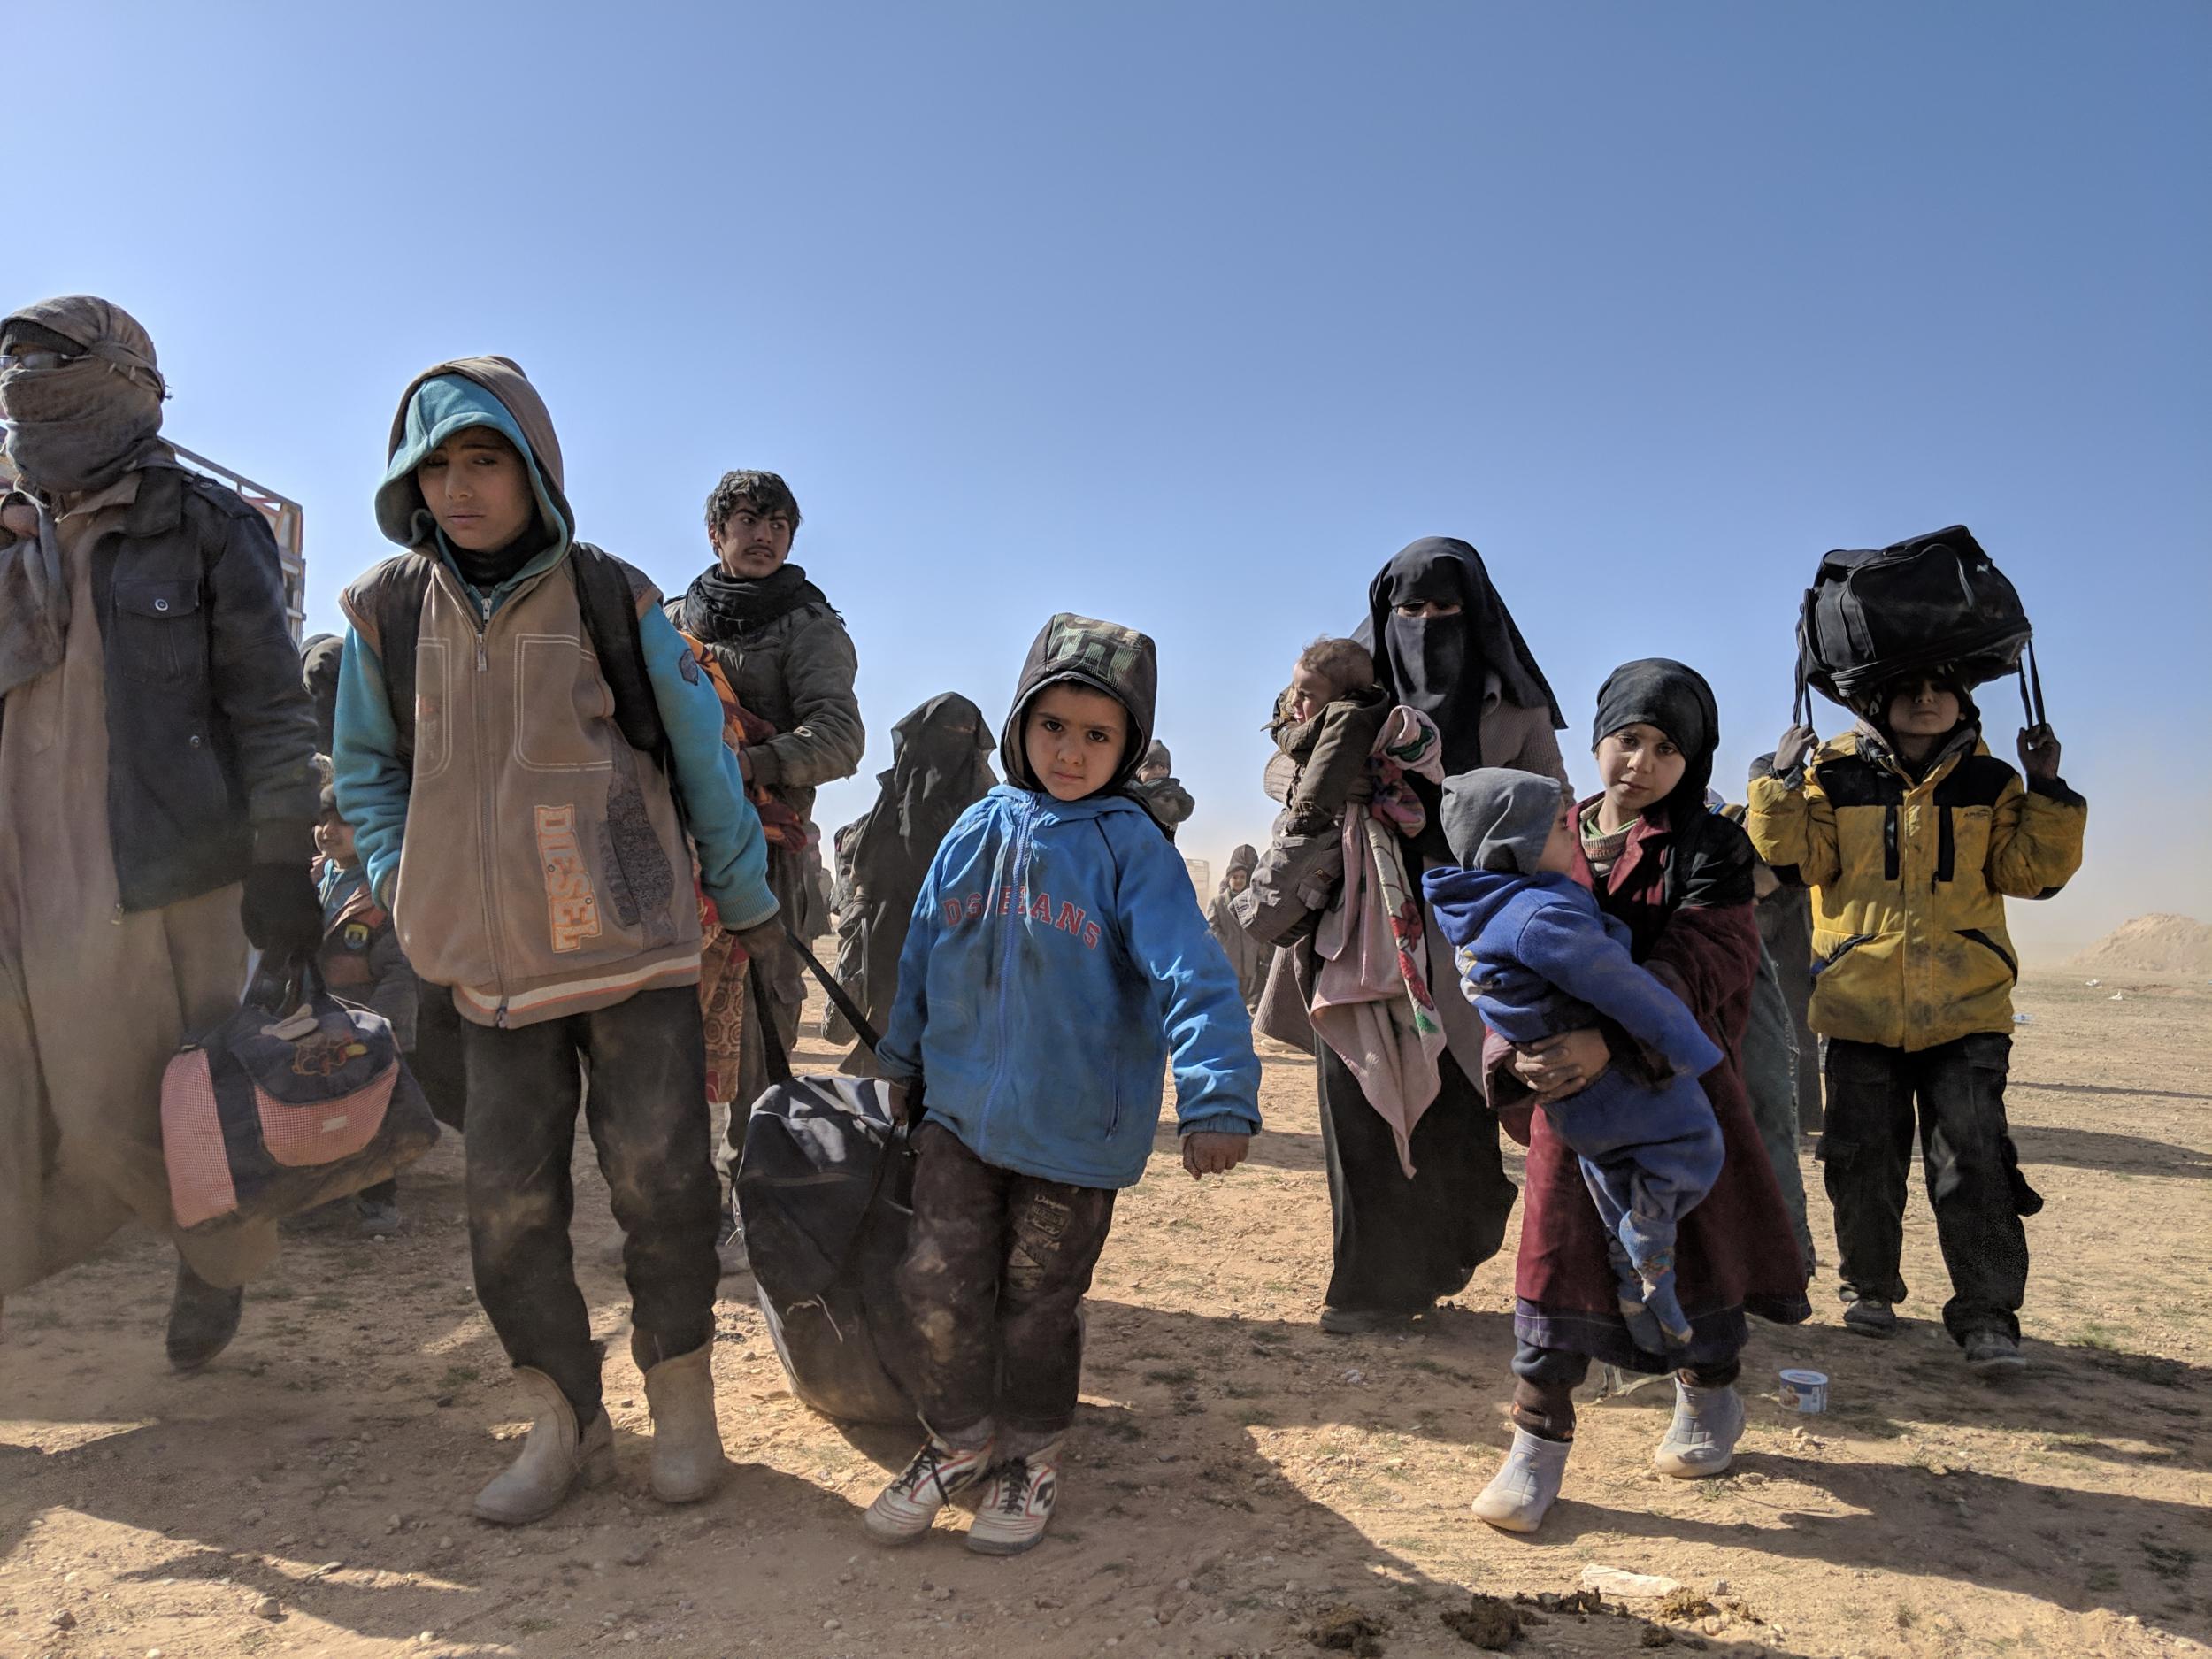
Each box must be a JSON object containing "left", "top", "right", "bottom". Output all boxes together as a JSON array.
[{"left": 1315, "top": 1044, "right": 1517, "bottom": 1313}]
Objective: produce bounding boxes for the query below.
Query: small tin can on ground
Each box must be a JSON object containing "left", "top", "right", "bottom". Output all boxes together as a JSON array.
[{"left": 1778, "top": 1368, "right": 1829, "bottom": 1413}]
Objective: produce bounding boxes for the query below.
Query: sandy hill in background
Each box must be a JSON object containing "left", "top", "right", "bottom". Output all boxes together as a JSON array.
[{"left": 2067, "top": 912, "right": 2212, "bottom": 976}]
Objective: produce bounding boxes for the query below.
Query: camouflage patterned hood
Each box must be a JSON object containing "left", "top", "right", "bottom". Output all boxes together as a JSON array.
[{"left": 1000, "top": 611, "right": 1157, "bottom": 796}]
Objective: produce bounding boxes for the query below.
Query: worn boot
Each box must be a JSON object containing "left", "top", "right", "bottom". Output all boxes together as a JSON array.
[
  {"left": 1469, "top": 1428, "right": 1571, "bottom": 1533},
  {"left": 166, "top": 1258, "right": 244, "bottom": 1374},
  {"left": 1653, "top": 1378, "right": 1744, "bottom": 1478},
  {"left": 472, "top": 1368, "right": 616, "bottom": 1525},
  {"left": 638, "top": 1340, "right": 725, "bottom": 1503}
]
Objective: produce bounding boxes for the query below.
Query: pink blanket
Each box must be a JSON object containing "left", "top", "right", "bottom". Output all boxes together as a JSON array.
[{"left": 1310, "top": 708, "right": 1448, "bottom": 1176}]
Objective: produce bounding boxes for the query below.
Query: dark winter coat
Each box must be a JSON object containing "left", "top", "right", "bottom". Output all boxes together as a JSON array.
[{"left": 2, "top": 464, "right": 319, "bottom": 911}]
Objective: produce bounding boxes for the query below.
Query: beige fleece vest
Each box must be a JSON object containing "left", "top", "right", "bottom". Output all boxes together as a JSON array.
[{"left": 347, "top": 556, "right": 700, "bottom": 1027}]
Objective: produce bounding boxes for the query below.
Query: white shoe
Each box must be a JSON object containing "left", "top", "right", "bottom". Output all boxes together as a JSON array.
[
  {"left": 965, "top": 1444, "right": 1061, "bottom": 1555},
  {"left": 472, "top": 1369, "right": 617, "bottom": 1525},
  {"left": 1653, "top": 1379, "right": 1744, "bottom": 1479},
  {"left": 1469, "top": 1428, "right": 1570, "bottom": 1533},
  {"left": 864, "top": 1434, "right": 995, "bottom": 1545}
]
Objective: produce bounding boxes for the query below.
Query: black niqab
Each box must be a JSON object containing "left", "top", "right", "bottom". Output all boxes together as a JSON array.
[
  {"left": 1357, "top": 537, "right": 1563, "bottom": 775},
  {"left": 832, "top": 694, "right": 998, "bottom": 1067}
]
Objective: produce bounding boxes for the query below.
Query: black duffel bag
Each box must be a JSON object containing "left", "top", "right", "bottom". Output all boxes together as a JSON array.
[
  {"left": 1796, "top": 525, "right": 2043, "bottom": 721},
  {"left": 735, "top": 926, "right": 918, "bottom": 1425}
]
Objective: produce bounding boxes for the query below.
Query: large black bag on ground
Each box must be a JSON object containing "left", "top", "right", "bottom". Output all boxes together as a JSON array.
[
  {"left": 1797, "top": 525, "right": 2033, "bottom": 710},
  {"left": 734, "top": 933, "right": 919, "bottom": 1425}
]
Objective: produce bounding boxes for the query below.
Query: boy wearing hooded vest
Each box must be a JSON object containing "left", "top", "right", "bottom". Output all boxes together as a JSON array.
[
  {"left": 1749, "top": 669, "right": 2084, "bottom": 1376},
  {"left": 332, "top": 357, "right": 782, "bottom": 1524},
  {"left": 864, "top": 614, "right": 1262, "bottom": 1555}
]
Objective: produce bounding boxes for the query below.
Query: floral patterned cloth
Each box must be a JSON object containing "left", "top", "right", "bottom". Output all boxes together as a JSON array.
[
  {"left": 1309, "top": 707, "right": 1449, "bottom": 1176},
  {"left": 681, "top": 632, "right": 812, "bottom": 1102}
]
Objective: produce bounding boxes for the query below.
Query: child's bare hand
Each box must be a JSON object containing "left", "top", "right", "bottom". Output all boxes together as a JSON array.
[
  {"left": 885, "top": 1082, "right": 910, "bottom": 1123},
  {"left": 2017, "top": 724, "right": 2061, "bottom": 782},
  {"left": 1182, "top": 1131, "right": 1250, "bottom": 1179},
  {"left": 1510, "top": 1029, "right": 1610, "bottom": 1106}
]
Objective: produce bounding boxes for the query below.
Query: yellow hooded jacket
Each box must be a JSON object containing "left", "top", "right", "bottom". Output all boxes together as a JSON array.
[{"left": 1745, "top": 727, "right": 2085, "bottom": 1051}]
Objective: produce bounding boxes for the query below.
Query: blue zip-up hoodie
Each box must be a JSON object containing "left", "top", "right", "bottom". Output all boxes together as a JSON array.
[
  {"left": 877, "top": 615, "right": 1260, "bottom": 1188},
  {"left": 1422, "top": 866, "right": 1722, "bottom": 1079}
]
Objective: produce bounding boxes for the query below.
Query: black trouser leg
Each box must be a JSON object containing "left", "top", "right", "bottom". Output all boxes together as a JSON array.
[
  {"left": 1914, "top": 1034, "right": 2029, "bottom": 1343},
  {"left": 898, "top": 1124, "right": 1013, "bottom": 1444},
  {"left": 580, "top": 987, "right": 720, "bottom": 1369},
  {"left": 1507, "top": 1342, "right": 1740, "bottom": 1442},
  {"left": 1821, "top": 1039, "right": 1916, "bottom": 1305},
  {"left": 461, "top": 1015, "right": 599, "bottom": 1417},
  {"left": 996, "top": 1169, "right": 1115, "bottom": 1454}
]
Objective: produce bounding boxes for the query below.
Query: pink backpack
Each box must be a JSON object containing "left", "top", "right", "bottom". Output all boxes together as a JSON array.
[{"left": 161, "top": 962, "right": 441, "bottom": 1232}]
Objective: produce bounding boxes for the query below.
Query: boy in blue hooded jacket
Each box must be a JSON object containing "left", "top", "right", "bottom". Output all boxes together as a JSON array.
[
  {"left": 1423, "top": 769, "right": 1724, "bottom": 1356},
  {"left": 864, "top": 613, "right": 1262, "bottom": 1556}
]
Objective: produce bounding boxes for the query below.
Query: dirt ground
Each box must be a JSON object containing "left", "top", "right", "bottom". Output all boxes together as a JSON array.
[{"left": 4, "top": 968, "right": 2208, "bottom": 1659}]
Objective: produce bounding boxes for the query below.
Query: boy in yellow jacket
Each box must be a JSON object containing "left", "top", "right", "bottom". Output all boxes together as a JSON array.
[{"left": 1747, "top": 669, "right": 2085, "bottom": 1377}]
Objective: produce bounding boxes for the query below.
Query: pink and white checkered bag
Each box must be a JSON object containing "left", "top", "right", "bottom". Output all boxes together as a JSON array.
[{"left": 161, "top": 959, "right": 440, "bottom": 1232}]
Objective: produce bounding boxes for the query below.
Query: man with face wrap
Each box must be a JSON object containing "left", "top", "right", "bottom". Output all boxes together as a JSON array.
[{"left": 0, "top": 296, "right": 319, "bottom": 1371}]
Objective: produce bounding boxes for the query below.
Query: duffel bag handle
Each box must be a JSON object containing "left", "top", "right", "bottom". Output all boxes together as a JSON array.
[{"left": 2016, "top": 638, "right": 2047, "bottom": 731}]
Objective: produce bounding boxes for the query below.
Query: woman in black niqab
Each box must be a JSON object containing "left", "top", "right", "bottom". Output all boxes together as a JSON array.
[
  {"left": 829, "top": 694, "right": 997, "bottom": 1075},
  {"left": 1295, "top": 536, "right": 1570, "bottom": 1330},
  {"left": 1362, "top": 537, "right": 1564, "bottom": 776}
]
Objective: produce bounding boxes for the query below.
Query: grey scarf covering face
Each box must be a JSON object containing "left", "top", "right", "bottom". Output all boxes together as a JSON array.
[
  {"left": 0, "top": 295, "right": 171, "bottom": 496},
  {"left": 0, "top": 296, "right": 173, "bottom": 696}
]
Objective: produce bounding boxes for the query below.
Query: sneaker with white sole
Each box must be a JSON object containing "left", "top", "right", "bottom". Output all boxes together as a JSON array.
[
  {"left": 864, "top": 1434, "right": 995, "bottom": 1544},
  {"left": 965, "top": 1444, "right": 1061, "bottom": 1555}
]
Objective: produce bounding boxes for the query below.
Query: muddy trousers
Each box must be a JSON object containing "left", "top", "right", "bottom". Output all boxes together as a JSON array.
[
  {"left": 896, "top": 1122, "right": 1117, "bottom": 1458},
  {"left": 1820, "top": 1033, "right": 2032, "bottom": 1344},
  {"left": 1509, "top": 1343, "right": 1740, "bottom": 1443},
  {"left": 460, "top": 987, "right": 720, "bottom": 1419}
]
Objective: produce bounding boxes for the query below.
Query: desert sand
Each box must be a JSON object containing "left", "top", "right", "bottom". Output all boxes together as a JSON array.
[{"left": 3, "top": 966, "right": 2208, "bottom": 1659}]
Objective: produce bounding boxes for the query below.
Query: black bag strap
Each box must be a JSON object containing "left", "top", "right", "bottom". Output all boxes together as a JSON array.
[
  {"left": 745, "top": 916, "right": 886, "bottom": 1083},
  {"left": 569, "top": 542, "right": 670, "bottom": 762},
  {"left": 373, "top": 545, "right": 667, "bottom": 770}
]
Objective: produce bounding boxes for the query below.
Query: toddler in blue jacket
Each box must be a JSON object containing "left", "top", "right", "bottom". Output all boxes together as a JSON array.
[
  {"left": 1423, "top": 769, "right": 1724, "bottom": 1353},
  {"left": 865, "top": 613, "right": 1262, "bottom": 1556}
]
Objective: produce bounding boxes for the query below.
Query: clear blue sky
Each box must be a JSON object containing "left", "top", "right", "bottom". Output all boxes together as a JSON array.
[{"left": 18, "top": 4, "right": 2208, "bottom": 955}]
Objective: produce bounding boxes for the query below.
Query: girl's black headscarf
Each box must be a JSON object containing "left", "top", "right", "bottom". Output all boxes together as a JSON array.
[
  {"left": 1357, "top": 537, "right": 1563, "bottom": 775},
  {"left": 1592, "top": 657, "right": 1719, "bottom": 817}
]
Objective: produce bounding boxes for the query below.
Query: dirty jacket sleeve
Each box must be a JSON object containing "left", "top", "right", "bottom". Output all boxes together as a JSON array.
[
  {"left": 1988, "top": 773, "right": 2087, "bottom": 899},
  {"left": 1511, "top": 900, "right": 1724, "bottom": 1079},
  {"left": 1745, "top": 765, "right": 1840, "bottom": 889},
  {"left": 640, "top": 605, "right": 778, "bottom": 928},
  {"left": 742, "top": 608, "right": 864, "bottom": 793},
  {"left": 1106, "top": 814, "right": 1262, "bottom": 1138},
  {"left": 331, "top": 627, "right": 412, "bottom": 908},
  {"left": 202, "top": 488, "right": 320, "bottom": 864}
]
